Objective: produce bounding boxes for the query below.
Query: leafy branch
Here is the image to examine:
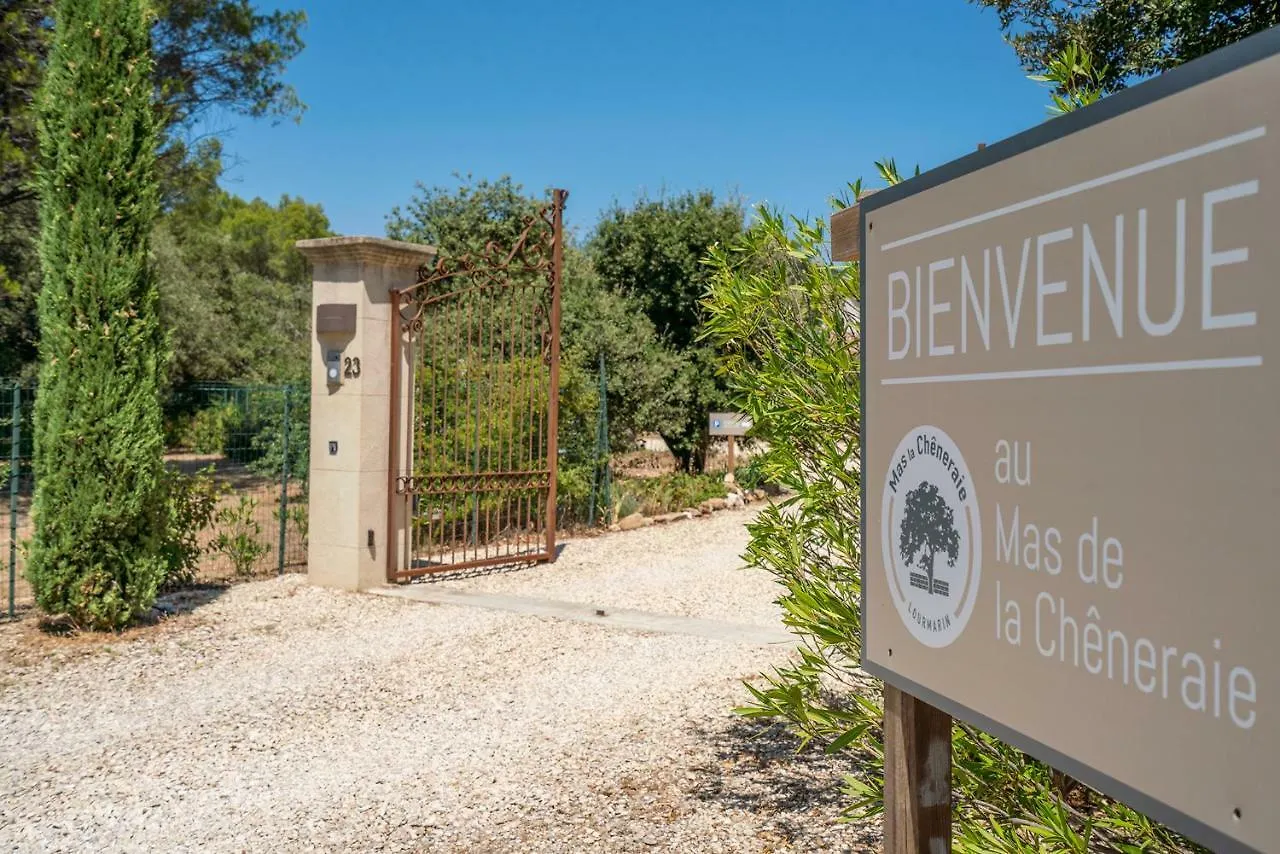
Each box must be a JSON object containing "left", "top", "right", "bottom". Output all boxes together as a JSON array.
[
  {"left": 1029, "top": 42, "right": 1108, "bottom": 116},
  {"left": 701, "top": 193, "right": 1205, "bottom": 853}
]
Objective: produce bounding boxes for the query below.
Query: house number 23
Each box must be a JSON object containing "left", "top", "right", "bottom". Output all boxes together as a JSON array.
[{"left": 343, "top": 357, "right": 361, "bottom": 379}]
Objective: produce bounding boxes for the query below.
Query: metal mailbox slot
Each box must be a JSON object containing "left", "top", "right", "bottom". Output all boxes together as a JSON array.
[{"left": 316, "top": 303, "right": 357, "bottom": 387}]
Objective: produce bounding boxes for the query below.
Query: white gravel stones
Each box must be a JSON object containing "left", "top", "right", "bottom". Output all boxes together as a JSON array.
[
  {"left": 0, "top": 509, "right": 879, "bottom": 852},
  {"left": 435, "top": 506, "right": 788, "bottom": 628}
]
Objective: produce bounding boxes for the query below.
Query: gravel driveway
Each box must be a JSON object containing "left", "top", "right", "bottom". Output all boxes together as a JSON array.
[{"left": 0, "top": 508, "right": 879, "bottom": 853}]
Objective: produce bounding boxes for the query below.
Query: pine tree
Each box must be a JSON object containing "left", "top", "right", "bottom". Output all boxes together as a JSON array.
[{"left": 29, "top": 0, "right": 170, "bottom": 629}]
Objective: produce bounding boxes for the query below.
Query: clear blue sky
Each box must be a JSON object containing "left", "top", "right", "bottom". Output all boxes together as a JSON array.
[{"left": 213, "top": 0, "right": 1051, "bottom": 241}]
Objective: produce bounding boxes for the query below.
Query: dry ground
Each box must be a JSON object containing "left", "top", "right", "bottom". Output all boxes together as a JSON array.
[
  {"left": 0, "top": 506, "right": 878, "bottom": 853},
  {"left": 0, "top": 453, "right": 305, "bottom": 620}
]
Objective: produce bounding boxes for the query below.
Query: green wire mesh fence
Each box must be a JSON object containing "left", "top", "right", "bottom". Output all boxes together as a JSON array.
[
  {"left": 2, "top": 381, "right": 309, "bottom": 620},
  {"left": 0, "top": 383, "right": 33, "bottom": 620},
  {"left": 0, "top": 363, "right": 736, "bottom": 619}
]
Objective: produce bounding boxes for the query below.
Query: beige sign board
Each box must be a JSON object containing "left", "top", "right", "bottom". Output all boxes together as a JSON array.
[
  {"left": 860, "top": 30, "right": 1280, "bottom": 854},
  {"left": 709, "top": 412, "right": 752, "bottom": 436}
]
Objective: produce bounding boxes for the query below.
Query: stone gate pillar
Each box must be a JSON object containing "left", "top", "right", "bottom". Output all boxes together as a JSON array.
[{"left": 295, "top": 236, "right": 436, "bottom": 590}]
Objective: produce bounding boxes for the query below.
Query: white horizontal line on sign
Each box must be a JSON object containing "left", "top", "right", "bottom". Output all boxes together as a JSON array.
[
  {"left": 881, "top": 356, "right": 1263, "bottom": 385},
  {"left": 879, "top": 126, "right": 1267, "bottom": 252}
]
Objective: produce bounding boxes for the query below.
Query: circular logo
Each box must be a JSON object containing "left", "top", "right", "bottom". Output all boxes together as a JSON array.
[{"left": 880, "top": 425, "right": 982, "bottom": 648}]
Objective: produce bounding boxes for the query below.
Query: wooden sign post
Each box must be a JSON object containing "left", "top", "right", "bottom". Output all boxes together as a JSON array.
[
  {"left": 884, "top": 686, "right": 952, "bottom": 853},
  {"left": 708, "top": 412, "right": 751, "bottom": 476}
]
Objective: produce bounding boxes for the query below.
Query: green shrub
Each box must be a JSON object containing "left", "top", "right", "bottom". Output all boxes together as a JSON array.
[
  {"left": 245, "top": 389, "right": 308, "bottom": 480},
  {"left": 735, "top": 456, "right": 767, "bottom": 491},
  {"left": 218, "top": 400, "right": 262, "bottom": 467},
  {"left": 606, "top": 472, "right": 725, "bottom": 519},
  {"left": 164, "top": 386, "right": 307, "bottom": 478},
  {"left": 702, "top": 197, "right": 1201, "bottom": 853},
  {"left": 555, "top": 462, "right": 596, "bottom": 527},
  {"left": 614, "top": 491, "right": 640, "bottom": 520},
  {"left": 273, "top": 498, "right": 308, "bottom": 549},
  {"left": 289, "top": 502, "right": 307, "bottom": 546},
  {"left": 163, "top": 411, "right": 190, "bottom": 448},
  {"left": 0, "top": 406, "right": 12, "bottom": 479},
  {"left": 211, "top": 496, "right": 268, "bottom": 576},
  {"left": 159, "top": 466, "right": 223, "bottom": 590},
  {"left": 633, "top": 472, "right": 724, "bottom": 514},
  {"left": 28, "top": 0, "right": 169, "bottom": 630},
  {"left": 181, "top": 404, "right": 237, "bottom": 454}
]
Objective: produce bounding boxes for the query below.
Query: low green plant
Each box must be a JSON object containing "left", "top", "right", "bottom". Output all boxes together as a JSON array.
[
  {"left": 159, "top": 465, "right": 224, "bottom": 589},
  {"left": 640, "top": 472, "right": 723, "bottom": 514},
  {"left": 273, "top": 499, "right": 308, "bottom": 548},
  {"left": 606, "top": 472, "right": 726, "bottom": 519},
  {"left": 613, "top": 491, "right": 640, "bottom": 520},
  {"left": 176, "top": 404, "right": 238, "bottom": 454},
  {"left": 702, "top": 192, "right": 1201, "bottom": 853},
  {"left": 290, "top": 502, "right": 308, "bottom": 546},
  {"left": 0, "top": 460, "right": 10, "bottom": 489},
  {"left": 555, "top": 462, "right": 595, "bottom": 526},
  {"left": 162, "top": 412, "right": 187, "bottom": 448},
  {"left": 211, "top": 496, "right": 268, "bottom": 577},
  {"left": 735, "top": 456, "right": 768, "bottom": 491}
]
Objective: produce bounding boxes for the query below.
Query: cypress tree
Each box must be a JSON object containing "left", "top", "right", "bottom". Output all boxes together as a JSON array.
[{"left": 30, "top": 0, "right": 169, "bottom": 629}]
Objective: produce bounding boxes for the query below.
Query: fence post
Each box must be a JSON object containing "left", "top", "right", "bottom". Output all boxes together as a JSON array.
[
  {"left": 9, "top": 384, "right": 21, "bottom": 618},
  {"left": 588, "top": 351, "right": 609, "bottom": 528},
  {"left": 277, "top": 385, "right": 291, "bottom": 575},
  {"left": 599, "top": 355, "right": 611, "bottom": 523}
]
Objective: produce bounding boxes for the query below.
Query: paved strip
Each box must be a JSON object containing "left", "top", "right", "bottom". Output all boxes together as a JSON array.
[{"left": 368, "top": 585, "right": 796, "bottom": 646}]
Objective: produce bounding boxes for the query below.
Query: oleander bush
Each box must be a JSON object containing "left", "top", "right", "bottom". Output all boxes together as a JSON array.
[
  {"left": 159, "top": 465, "right": 223, "bottom": 590},
  {"left": 702, "top": 188, "right": 1203, "bottom": 853}
]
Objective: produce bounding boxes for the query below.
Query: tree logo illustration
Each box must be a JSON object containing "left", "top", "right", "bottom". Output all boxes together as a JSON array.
[
  {"left": 899, "top": 481, "right": 960, "bottom": 597},
  {"left": 879, "top": 425, "right": 983, "bottom": 648}
]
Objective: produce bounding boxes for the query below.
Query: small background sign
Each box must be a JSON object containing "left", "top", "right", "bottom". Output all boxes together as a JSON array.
[{"left": 708, "top": 412, "right": 752, "bottom": 437}]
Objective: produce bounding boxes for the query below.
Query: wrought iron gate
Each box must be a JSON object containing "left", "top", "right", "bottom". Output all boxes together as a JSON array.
[{"left": 388, "top": 190, "right": 566, "bottom": 580}]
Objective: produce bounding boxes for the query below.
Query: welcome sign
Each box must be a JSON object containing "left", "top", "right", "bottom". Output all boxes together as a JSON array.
[{"left": 860, "top": 28, "right": 1280, "bottom": 854}]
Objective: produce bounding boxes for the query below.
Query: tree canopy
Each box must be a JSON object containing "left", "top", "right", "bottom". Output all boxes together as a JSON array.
[
  {"left": 156, "top": 156, "right": 331, "bottom": 385},
  {"left": 0, "top": 0, "right": 312, "bottom": 381},
  {"left": 0, "top": 0, "right": 44, "bottom": 218},
  {"left": 151, "top": 0, "right": 306, "bottom": 133},
  {"left": 592, "top": 191, "right": 743, "bottom": 351},
  {"left": 590, "top": 190, "right": 744, "bottom": 471},
  {"left": 973, "top": 0, "right": 1280, "bottom": 92},
  {"left": 0, "top": 0, "right": 306, "bottom": 219},
  {"left": 386, "top": 173, "right": 542, "bottom": 256},
  {"left": 385, "top": 174, "right": 687, "bottom": 461}
]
